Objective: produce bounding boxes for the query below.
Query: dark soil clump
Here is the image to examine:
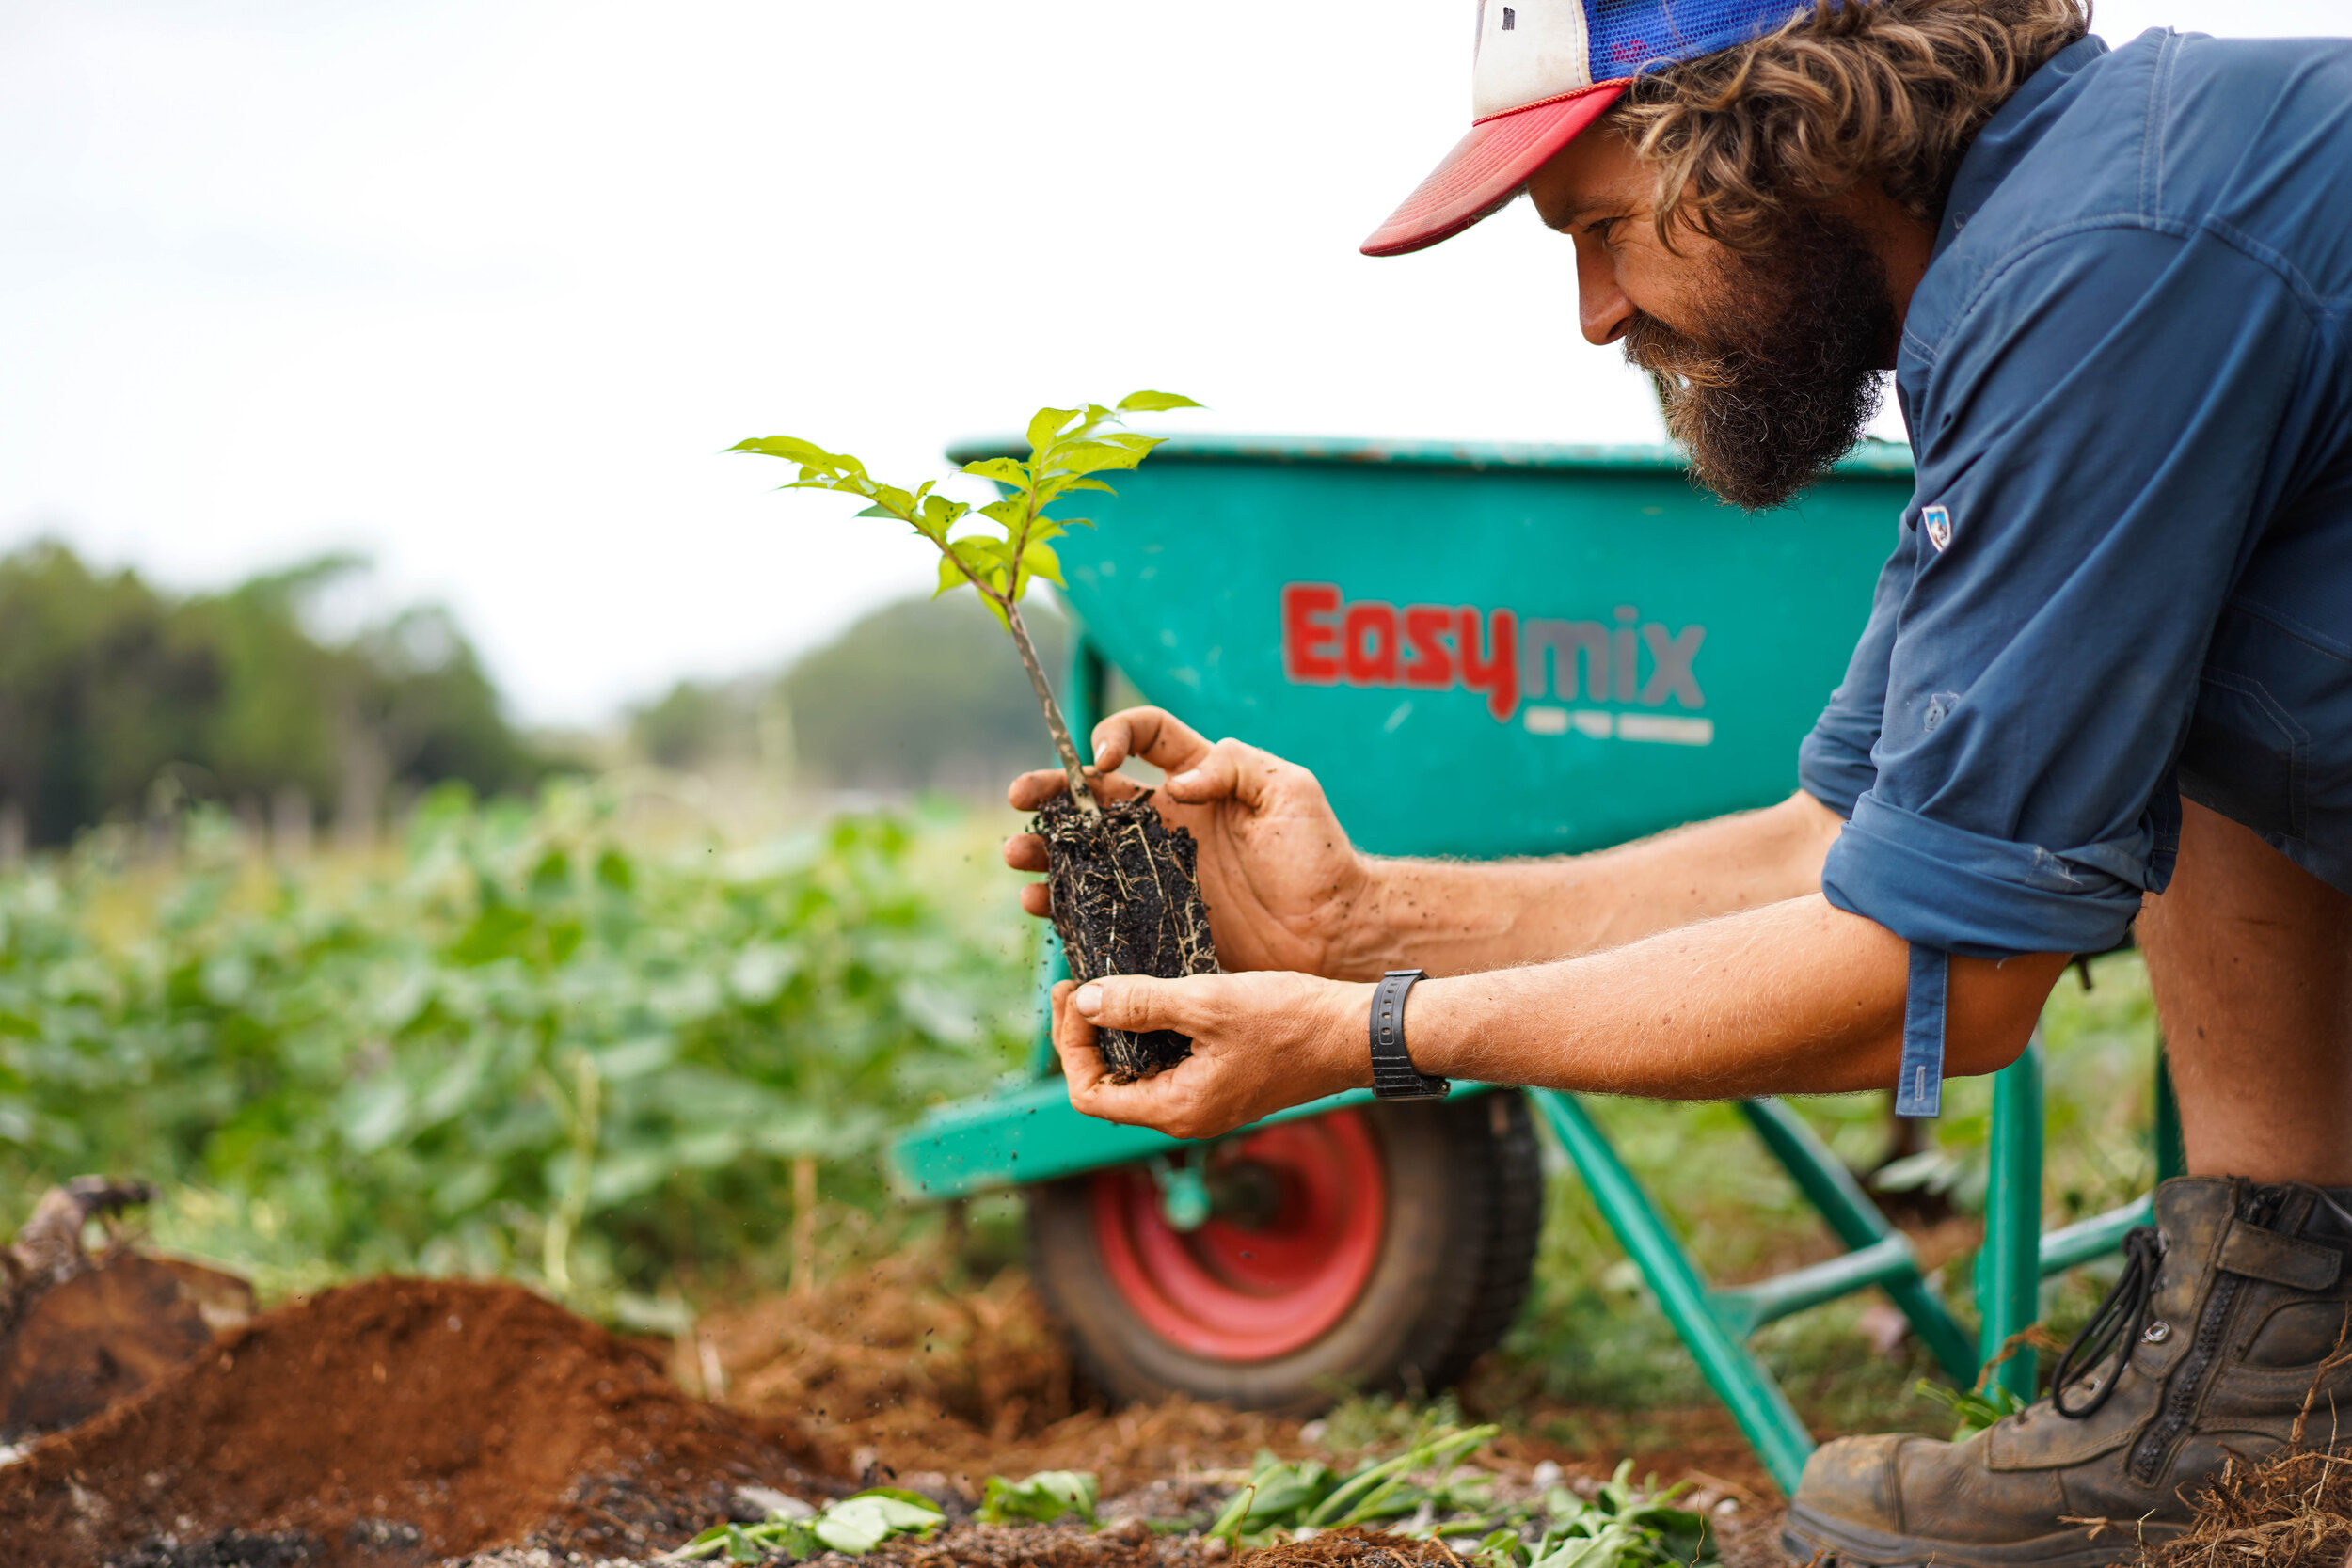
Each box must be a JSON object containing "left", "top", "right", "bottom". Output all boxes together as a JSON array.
[
  {"left": 111, "top": 1533, "right": 322, "bottom": 1568},
  {"left": 1036, "top": 794, "right": 1218, "bottom": 1081},
  {"left": 0, "top": 1276, "right": 829, "bottom": 1568}
]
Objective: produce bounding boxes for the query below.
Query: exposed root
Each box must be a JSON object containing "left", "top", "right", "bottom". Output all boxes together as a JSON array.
[{"left": 1037, "top": 795, "right": 1218, "bottom": 1081}]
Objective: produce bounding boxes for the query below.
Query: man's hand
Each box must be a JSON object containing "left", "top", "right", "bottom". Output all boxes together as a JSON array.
[
  {"left": 1049, "top": 971, "right": 1375, "bottom": 1141},
  {"left": 1005, "top": 707, "right": 1376, "bottom": 976}
]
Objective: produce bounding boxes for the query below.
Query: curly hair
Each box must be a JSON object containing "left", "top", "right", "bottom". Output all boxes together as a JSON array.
[{"left": 1611, "top": 0, "right": 2090, "bottom": 252}]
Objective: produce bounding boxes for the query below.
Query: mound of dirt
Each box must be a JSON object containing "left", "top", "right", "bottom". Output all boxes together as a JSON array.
[
  {"left": 0, "top": 1276, "right": 831, "bottom": 1568},
  {"left": 689, "top": 1249, "right": 1317, "bottom": 1497}
]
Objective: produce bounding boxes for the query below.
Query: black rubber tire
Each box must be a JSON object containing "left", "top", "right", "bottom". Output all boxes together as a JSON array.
[{"left": 1025, "top": 1090, "right": 1544, "bottom": 1413}]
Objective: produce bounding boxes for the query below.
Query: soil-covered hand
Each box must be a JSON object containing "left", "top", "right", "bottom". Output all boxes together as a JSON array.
[
  {"left": 1005, "top": 708, "right": 1375, "bottom": 977},
  {"left": 1048, "top": 972, "right": 1375, "bottom": 1140}
]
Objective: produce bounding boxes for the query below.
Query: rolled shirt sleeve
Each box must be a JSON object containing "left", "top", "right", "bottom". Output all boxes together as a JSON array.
[{"left": 1820, "top": 224, "right": 2316, "bottom": 964}]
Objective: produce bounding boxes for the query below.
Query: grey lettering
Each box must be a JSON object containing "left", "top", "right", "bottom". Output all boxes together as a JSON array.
[
  {"left": 1640, "top": 624, "right": 1705, "bottom": 707},
  {"left": 1521, "top": 619, "right": 1608, "bottom": 702}
]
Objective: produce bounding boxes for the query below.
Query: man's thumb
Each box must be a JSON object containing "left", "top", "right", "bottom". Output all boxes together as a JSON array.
[{"left": 1072, "top": 974, "right": 1185, "bottom": 1033}]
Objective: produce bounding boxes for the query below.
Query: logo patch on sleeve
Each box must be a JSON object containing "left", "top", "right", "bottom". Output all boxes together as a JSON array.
[{"left": 1922, "top": 504, "right": 1953, "bottom": 553}]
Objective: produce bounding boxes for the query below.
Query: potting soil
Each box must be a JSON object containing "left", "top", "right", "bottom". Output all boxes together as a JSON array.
[{"left": 1036, "top": 795, "right": 1218, "bottom": 1081}]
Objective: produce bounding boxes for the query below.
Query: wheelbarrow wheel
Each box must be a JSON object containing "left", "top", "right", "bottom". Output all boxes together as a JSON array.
[{"left": 1025, "top": 1091, "right": 1542, "bottom": 1412}]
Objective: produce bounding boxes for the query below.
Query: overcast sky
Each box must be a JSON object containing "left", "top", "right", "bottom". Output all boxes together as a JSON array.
[{"left": 4, "top": 0, "right": 2345, "bottom": 725}]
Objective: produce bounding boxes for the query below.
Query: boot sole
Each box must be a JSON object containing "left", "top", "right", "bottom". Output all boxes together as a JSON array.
[{"left": 1783, "top": 1504, "right": 2181, "bottom": 1568}]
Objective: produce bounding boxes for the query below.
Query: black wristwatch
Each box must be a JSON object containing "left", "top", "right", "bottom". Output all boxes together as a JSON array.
[{"left": 1369, "top": 969, "right": 1450, "bottom": 1100}]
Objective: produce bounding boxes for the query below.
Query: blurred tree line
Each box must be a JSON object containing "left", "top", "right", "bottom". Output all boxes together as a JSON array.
[
  {"left": 630, "top": 594, "right": 1069, "bottom": 793},
  {"left": 0, "top": 541, "right": 544, "bottom": 849}
]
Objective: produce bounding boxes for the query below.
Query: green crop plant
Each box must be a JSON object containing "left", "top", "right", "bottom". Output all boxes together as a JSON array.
[
  {"left": 0, "top": 784, "right": 1031, "bottom": 1305},
  {"left": 733, "top": 392, "right": 1200, "bottom": 814}
]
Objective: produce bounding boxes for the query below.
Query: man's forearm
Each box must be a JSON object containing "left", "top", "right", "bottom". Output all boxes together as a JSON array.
[
  {"left": 1399, "top": 895, "right": 2067, "bottom": 1100},
  {"left": 1327, "top": 790, "right": 1847, "bottom": 979}
]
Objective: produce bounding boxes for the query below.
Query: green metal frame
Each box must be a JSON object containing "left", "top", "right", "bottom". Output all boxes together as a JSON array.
[{"left": 891, "top": 621, "right": 2185, "bottom": 1497}]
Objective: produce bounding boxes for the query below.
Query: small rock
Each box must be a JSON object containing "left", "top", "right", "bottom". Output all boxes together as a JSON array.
[
  {"left": 1108, "top": 1517, "right": 1152, "bottom": 1544},
  {"left": 1201, "top": 1536, "right": 1231, "bottom": 1560},
  {"left": 1529, "top": 1460, "right": 1564, "bottom": 1490}
]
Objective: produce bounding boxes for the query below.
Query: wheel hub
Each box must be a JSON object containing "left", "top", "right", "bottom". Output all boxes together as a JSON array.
[{"left": 1089, "top": 1109, "right": 1388, "bottom": 1362}]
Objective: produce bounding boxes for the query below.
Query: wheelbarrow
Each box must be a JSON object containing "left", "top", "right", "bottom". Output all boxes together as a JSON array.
[{"left": 884, "top": 435, "right": 2180, "bottom": 1495}]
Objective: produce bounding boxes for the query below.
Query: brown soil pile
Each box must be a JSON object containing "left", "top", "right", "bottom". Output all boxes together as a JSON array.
[
  {"left": 690, "top": 1247, "right": 1775, "bottom": 1504},
  {"left": 689, "top": 1249, "right": 1313, "bottom": 1496},
  {"left": 0, "top": 1276, "right": 831, "bottom": 1568}
]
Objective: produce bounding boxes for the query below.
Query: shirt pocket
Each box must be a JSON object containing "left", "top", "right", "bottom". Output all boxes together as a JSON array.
[{"left": 2180, "top": 610, "right": 2321, "bottom": 845}]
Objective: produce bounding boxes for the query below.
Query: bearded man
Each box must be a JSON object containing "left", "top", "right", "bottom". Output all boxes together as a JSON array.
[{"left": 1001, "top": 0, "right": 2352, "bottom": 1560}]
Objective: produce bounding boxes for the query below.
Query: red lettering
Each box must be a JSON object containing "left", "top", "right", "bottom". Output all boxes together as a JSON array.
[
  {"left": 1402, "top": 606, "right": 1454, "bottom": 689},
  {"left": 1342, "top": 602, "right": 1399, "bottom": 685},
  {"left": 1283, "top": 582, "right": 1340, "bottom": 683},
  {"left": 1457, "top": 607, "right": 1518, "bottom": 721}
]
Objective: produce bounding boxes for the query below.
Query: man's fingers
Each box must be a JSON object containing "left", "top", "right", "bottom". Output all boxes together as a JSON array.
[
  {"left": 1009, "top": 766, "right": 1145, "bottom": 812},
  {"left": 1161, "top": 736, "right": 1298, "bottom": 813},
  {"left": 1019, "top": 882, "right": 1051, "bottom": 918},
  {"left": 1049, "top": 979, "right": 1107, "bottom": 1099},
  {"left": 1071, "top": 974, "right": 1218, "bottom": 1037},
  {"left": 1003, "top": 832, "right": 1048, "bottom": 873},
  {"left": 1008, "top": 768, "right": 1070, "bottom": 811},
  {"left": 1091, "top": 707, "right": 1214, "bottom": 777}
]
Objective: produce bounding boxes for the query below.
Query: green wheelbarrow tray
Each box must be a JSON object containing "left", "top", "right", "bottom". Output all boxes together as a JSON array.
[{"left": 883, "top": 435, "right": 2178, "bottom": 1494}]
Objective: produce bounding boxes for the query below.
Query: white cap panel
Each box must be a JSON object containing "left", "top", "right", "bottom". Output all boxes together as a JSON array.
[{"left": 1471, "top": 0, "right": 1595, "bottom": 120}]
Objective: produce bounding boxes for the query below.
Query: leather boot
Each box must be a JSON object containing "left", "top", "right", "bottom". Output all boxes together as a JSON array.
[{"left": 1783, "top": 1177, "right": 2352, "bottom": 1566}]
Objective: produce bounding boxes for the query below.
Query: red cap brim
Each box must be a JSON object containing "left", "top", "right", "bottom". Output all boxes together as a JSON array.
[{"left": 1360, "top": 82, "right": 1626, "bottom": 258}]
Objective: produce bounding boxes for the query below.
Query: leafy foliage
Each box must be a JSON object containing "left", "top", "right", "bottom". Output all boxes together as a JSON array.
[
  {"left": 0, "top": 785, "right": 1030, "bottom": 1297},
  {"left": 733, "top": 391, "right": 1198, "bottom": 626},
  {"left": 977, "top": 1469, "right": 1100, "bottom": 1527},
  {"left": 0, "top": 541, "right": 544, "bottom": 847},
  {"left": 1208, "top": 1427, "right": 1711, "bottom": 1568},
  {"left": 735, "top": 393, "right": 1199, "bottom": 795},
  {"left": 627, "top": 595, "right": 1071, "bottom": 791},
  {"left": 665, "top": 1486, "right": 946, "bottom": 1562}
]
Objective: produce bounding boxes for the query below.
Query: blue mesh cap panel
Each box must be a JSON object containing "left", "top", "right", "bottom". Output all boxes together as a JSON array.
[{"left": 1583, "top": 0, "right": 1819, "bottom": 80}]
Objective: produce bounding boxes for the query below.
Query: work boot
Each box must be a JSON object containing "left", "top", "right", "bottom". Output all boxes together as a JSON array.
[{"left": 1783, "top": 1177, "right": 2352, "bottom": 1566}]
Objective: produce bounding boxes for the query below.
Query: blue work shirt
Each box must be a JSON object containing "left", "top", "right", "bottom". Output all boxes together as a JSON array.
[{"left": 1795, "top": 29, "right": 2352, "bottom": 1108}]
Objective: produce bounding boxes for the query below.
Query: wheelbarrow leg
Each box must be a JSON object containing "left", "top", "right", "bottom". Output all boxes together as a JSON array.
[
  {"left": 1737, "top": 1099, "right": 1978, "bottom": 1385},
  {"left": 1531, "top": 1090, "right": 1816, "bottom": 1496},
  {"left": 1976, "top": 1035, "right": 2044, "bottom": 1402}
]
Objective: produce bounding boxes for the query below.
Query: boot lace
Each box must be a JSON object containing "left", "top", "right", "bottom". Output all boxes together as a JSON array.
[{"left": 2053, "top": 1224, "right": 2165, "bottom": 1420}]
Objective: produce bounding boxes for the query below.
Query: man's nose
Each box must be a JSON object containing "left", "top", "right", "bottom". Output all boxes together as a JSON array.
[{"left": 1577, "top": 237, "right": 1634, "bottom": 345}]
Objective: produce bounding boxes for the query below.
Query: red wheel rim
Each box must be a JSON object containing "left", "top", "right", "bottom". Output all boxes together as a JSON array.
[{"left": 1089, "top": 1109, "right": 1387, "bottom": 1362}]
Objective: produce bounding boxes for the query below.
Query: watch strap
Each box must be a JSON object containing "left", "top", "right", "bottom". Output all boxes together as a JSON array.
[{"left": 1369, "top": 969, "right": 1449, "bottom": 1101}]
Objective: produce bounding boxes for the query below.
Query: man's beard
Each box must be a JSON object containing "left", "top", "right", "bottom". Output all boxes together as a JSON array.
[{"left": 1623, "top": 209, "right": 1898, "bottom": 513}]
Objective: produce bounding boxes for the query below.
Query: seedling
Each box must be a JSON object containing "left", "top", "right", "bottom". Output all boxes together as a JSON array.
[{"left": 734, "top": 394, "right": 1220, "bottom": 1079}]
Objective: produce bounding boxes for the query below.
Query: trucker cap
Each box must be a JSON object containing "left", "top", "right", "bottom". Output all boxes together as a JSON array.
[{"left": 1361, "top": 0, "right": 1814, "bottom": 257}]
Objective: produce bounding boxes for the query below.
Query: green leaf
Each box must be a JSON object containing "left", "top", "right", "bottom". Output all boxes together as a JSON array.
[
  {"left": 1116, "top": 389, "right": 1202, "bottom": 413},
  {"left": 1042, "top": 440, "right": 1153, "bottom": 475},
  {"left": 1025, "top": 406, "right": 1080, "bottom": 453},
  {"left": 1019, "top": 541, "right": 1064, "bottom": 588},
  {"left": 977, "top": 1470, "right": 1099, "bottom": 1526},
  {"left": 731, "top": 435, "right": 838, "bottom": 465},
  {"left": 961, "top": 457, "right": 1030, "bottom": 487},
  {"left": 812, "top": 1490, "right": 944, "bottom": 1555},
  {"left": 914, "top": 494, "right": 967, "bottom": 539},
  {"left": 935, "top": 554, "right": 973, "bottom": 597}
]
